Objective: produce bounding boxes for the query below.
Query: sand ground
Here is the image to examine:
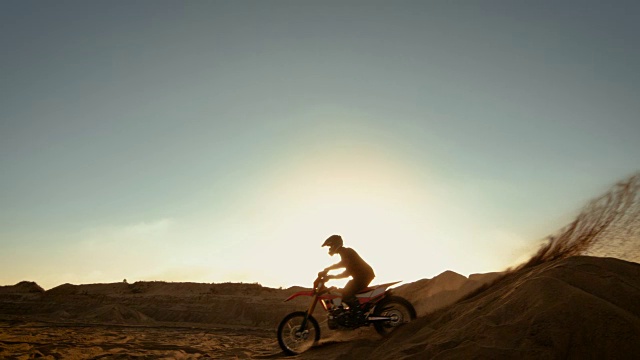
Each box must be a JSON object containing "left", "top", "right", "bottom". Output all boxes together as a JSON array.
[
  {"left": 0, "top": 320, "right": 285, "bottom": 359},
  {"left": 0, "top": 318, "right": 388, "bottom": 360}
]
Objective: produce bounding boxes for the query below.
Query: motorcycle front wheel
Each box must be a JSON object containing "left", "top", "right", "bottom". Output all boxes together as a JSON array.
[
  {"left": 372, "top": 296, "right": 417, "bottom": 336},
  {"left": 277, "top": 311, "right": 321, "bottom": 355}
]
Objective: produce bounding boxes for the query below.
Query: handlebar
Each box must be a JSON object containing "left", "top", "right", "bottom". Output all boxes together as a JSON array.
[
  {"left": 313, "top": 275, "right": 325, "bottom": 291},
  {"left": 313, "top": 272, "right": 334, "bottom": 292}
]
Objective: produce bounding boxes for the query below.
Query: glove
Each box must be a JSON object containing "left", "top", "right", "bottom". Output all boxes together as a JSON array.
[{"left": 318, "top": 270, "right": 328, "bottom": 277}]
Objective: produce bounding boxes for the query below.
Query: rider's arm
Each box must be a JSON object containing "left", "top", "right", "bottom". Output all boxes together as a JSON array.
[
  {"left": 322, "top": 262, "right": 350, "bottom": 279},
  {"left": 324, "top": 261, "right": 344, "bottom": 272},
  {"left": 329, "top": 270, "right": 349, "bottom": 279}
]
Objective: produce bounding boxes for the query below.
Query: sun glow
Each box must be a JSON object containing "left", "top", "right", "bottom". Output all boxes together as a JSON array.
[{"left": 240, "top": 138, "right": 450, "bottom": 288}]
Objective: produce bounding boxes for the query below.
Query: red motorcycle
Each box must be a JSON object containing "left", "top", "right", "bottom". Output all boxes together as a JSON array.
[{"left": 277, "top": 273, "right": 416, "bottom": 355}]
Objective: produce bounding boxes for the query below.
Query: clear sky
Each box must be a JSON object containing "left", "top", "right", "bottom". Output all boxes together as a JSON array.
[{"left": 1, "top": 1, "right": 639, "bottom": 290}]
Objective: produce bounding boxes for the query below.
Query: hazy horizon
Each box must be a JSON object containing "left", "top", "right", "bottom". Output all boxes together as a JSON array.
[{"left": 2, "top": 1, "right": 640, "bottom": 290}]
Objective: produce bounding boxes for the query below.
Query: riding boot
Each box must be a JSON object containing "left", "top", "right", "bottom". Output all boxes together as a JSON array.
[{"left": 343, "top": 298, "right": 363, "bottom": 323}]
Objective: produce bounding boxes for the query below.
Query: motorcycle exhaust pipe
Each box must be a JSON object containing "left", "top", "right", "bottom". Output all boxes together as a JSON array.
[{"left": 367, "top": 316, "right": 394, "bottom": 321}]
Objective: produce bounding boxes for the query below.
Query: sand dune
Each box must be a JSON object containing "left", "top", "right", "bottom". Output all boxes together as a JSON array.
[{"left": 299, "top": 256, "right": 640, "bottom": 359}]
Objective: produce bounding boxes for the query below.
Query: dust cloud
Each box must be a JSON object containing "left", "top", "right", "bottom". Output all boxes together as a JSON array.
[{"left": 520, "top": 173, "right": 640, "bottom": 269}]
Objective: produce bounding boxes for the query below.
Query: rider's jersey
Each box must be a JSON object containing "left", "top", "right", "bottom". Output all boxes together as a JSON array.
[{"left": 336, "top": 247, "right": 375, "bottom": 280}]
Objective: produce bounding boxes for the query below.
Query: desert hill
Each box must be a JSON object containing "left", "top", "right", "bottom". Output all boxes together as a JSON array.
[
  {"left": 0, "top": 269, "right": 500, "bottom": 330},
  {"left": 299, "top": 255, "right": 640, "bottom": 359},
  {"left": 394, "top": 270, "right": 504, "bottom": 317},
  {"left": 0, "top": 280, "right": 311, "bottom": 328},
  {"left": 0, "top": 281, "right": 44, "bottom": 294}
]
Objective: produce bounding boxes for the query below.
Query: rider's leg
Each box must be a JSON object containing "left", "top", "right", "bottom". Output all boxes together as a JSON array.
[
  {"left": 342, "top": 276, "right": 373, "bottom": 310},
  {"left": 341, "top": 279, "right": 358, "bottom": 310}
]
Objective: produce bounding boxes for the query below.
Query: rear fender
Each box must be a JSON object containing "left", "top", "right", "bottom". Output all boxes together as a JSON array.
[
  {"left": 284, "top": 291, "right": 314, "bottom": 302},
  {"left": 356, "top": 281, "right": 401, "bottom": 305},
  {"left": 358, "top": 291, "right": 388, "bottom": 305}
]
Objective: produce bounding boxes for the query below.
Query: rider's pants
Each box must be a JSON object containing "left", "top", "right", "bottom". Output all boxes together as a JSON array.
[{"left": 342, "top": 274, "right": 374, "bottom": 309}]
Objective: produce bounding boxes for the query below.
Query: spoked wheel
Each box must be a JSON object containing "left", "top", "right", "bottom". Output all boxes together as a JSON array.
[
  {"left": 372, "top": 296, "right": 417, "bottom": 336},
  {"left": 277, "top": 311, "right": 321, "bottom": 355}
]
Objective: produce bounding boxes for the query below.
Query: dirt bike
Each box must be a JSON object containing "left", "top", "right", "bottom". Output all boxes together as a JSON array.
[{"left": 276, "top": 273, "right": 417, "bottom": 355}]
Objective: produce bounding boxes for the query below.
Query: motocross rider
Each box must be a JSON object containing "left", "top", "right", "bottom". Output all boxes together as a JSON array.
[{"left": 320, "top": 235, "right": 375, "bottom": 317}]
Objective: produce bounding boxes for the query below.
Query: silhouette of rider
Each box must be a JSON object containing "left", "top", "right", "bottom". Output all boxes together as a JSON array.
[{"left": 320, "top": 235, "right": 375, "bottom": 313}]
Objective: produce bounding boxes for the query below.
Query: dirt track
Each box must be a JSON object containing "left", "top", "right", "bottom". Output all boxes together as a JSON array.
[{"left": 0, "top": 321, "right": 283, "bottom": 359}]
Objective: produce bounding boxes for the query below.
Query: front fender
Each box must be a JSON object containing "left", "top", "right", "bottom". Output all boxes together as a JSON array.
[{"left": 284, "top": 291, "right": 315, "bottom": 302}]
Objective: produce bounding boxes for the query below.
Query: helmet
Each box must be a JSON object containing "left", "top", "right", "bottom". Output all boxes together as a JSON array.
[{"left": 322, "top": 235, "right": 343, "bottom": 255}]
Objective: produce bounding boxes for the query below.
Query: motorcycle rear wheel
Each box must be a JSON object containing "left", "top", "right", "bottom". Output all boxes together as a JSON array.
[
  {"left": 372, "top": 296, "right": 417, "bottom": 336},
  {"left": 277, "top": 311, "right": 321, "bottom": 355}
]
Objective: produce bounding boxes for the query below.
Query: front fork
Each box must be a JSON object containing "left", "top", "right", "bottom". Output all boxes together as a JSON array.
[{"left": 299, "top": 292, "right": 319, "bottom": 332}]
